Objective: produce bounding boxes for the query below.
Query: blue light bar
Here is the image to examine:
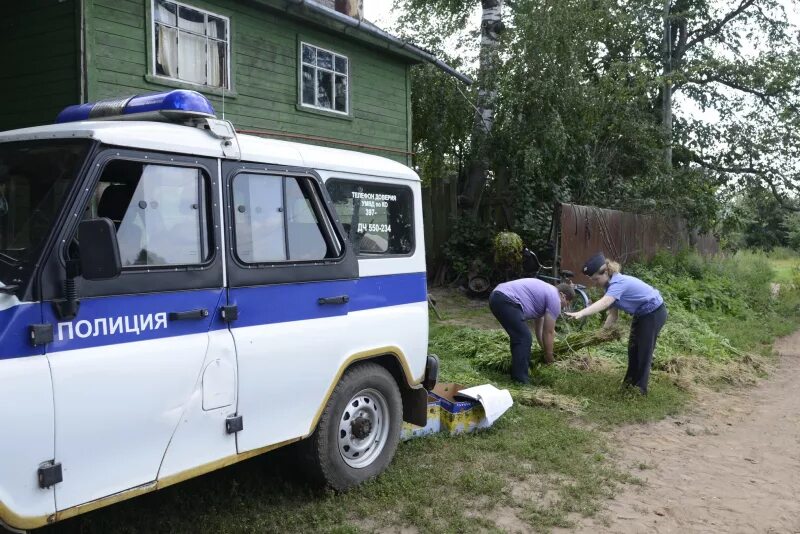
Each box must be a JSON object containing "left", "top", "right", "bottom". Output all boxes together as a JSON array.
[{"left": 56, "top": 90, "right": 216, "bottom": 124}]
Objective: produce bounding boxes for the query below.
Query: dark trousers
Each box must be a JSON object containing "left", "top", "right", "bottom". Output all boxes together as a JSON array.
[
  {"left": 625, "top": 304, "right": 668, "bottom": 394},
  {"left": 489, "top": 291, "right": 532, "bottom": 384}
]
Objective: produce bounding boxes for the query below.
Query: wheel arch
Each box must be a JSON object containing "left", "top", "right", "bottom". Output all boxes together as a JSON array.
[
  {"left": 365, "top": 353, "right": 429, "bottom": 427},
  {"left": 306, "top": 346, "right": 428, "bottom": 435}
]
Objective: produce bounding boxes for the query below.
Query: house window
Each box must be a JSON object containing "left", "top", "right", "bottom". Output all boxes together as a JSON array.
[
  {"left": 301, "top": 43, "right": 349, "bottom": 114},
  {"left": 153, "top": 0, "right": 230, "bottom": 88}
]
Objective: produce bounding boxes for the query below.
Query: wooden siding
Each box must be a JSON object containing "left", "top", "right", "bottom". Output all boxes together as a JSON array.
[
  {"left": 85, "top": 0, "right": 412, "bottom": 163},
  {"left": 0, "top": 0, "right": 80, "bottom": 131}
]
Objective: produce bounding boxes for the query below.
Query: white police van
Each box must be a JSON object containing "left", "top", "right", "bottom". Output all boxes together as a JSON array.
[{"left": 0, "top": 90, "right": 436, "bottom": 531}]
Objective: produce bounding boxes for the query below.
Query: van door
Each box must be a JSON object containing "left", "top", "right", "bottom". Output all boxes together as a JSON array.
[
  {"left": 39, "top": 151, "right": 235, "bottom": 511},
  {"left": 222, "top": 165, "right": 358, "bottom": 453},
  {"left": 0, "top": 139, "right": 92, "bottom": 526}
]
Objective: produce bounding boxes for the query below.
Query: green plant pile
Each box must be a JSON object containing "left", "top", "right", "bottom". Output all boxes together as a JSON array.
[
  {"left": 472, "top": 326, "right": 624, "bottom": 373},
  {"left": 492, "top": 231, "right": 524, "bottom": 271}
]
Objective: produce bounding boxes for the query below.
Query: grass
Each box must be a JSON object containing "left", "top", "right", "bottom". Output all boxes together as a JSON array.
[
  {"left": 46, "top": 385, "right": 635, "bottom": 533},
  {"left": 532, "top": 367, "right": 687, "bottom": 426},
  {"left": 44, "top": 251, "right": 800, "bottom": 533},
  {"left": 768, "top": 259, "right": 798, "bottom": 284}
]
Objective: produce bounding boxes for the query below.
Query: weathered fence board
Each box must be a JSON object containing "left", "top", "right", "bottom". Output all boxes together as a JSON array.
[{"left": 559, "top": 203, "right": 718, "bottom": 284}]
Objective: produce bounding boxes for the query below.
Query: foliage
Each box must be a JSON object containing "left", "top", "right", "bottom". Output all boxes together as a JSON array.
[
  {"left": 492, "top": 231, "right": 523, "bottom": 271},
  {"left": 720, "top": 188, "right": 800, "bottom": 252},
  {"left": 472, "top": 325, "right": 624, "bottom": 373},
  {"left": 396, "top": 0, "right": 800, "bottom": 273},
  {"left": 441, "top": 217, "right": 493, "bottom": 277},
  {"left": 786, "top": 216, "right": 800, "bottom": 251},
  {"left": 409, "top": 62, "right": 474, "bottom": 188}
]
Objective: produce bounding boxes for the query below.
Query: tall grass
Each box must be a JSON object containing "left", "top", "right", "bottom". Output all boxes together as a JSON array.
[
  {"left": 618, "top": 250, "right": 800, "bottom": 386},
  {"left": 435, "top": 249, "right": 800, "bottom": 393}
]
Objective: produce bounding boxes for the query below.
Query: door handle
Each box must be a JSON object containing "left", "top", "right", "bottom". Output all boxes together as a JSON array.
[
  {"left": 317, "top": 295, "right": 349, "bottom": 305},
  {"left": 168, "top": 309, "right": 209, "bottom": 321}
]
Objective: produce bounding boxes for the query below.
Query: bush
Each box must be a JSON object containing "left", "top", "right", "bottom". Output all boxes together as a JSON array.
[{"left": 441, "top": 218, "right": 493, "bottom": 278}]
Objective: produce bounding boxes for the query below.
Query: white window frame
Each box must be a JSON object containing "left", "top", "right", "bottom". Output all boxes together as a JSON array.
[
  {"left": 151, "top": 0, "right": 232, "bottom": 89},
  {"left": 300, "top": 42, "right": 350, "bottom": 115}
]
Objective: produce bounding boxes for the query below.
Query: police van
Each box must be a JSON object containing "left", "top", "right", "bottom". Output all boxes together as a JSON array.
[{"left": 0, "top": 90, "right": 436, "bottom": 531}]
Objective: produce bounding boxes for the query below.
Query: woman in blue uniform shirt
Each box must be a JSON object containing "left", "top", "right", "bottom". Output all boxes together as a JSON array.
[{"left": 565, "top": 253, "right": 667, "bottom": 395}]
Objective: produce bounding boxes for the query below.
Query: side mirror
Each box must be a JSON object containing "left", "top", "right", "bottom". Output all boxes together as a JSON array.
[{"left": 79, "top": 218, "right": 121, "bottom": 281}]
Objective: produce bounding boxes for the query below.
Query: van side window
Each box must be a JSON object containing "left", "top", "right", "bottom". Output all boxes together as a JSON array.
[
  {"left": 232, "top": 173, "right": 341, "bottom": 264},
  {"left": 325, "top": 179, "right": 413, "bottom": 256},
  {"left": 88, "top": 160, "right": 211, "bottom": 267}
]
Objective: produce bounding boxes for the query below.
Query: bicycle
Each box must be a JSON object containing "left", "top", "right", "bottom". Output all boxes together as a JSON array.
[{"left": 522, "top": 247, "right": 592, "bottom": 328}]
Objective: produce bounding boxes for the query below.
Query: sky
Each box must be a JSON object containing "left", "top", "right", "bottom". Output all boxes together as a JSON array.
[{"left": 362, "top": 0, "right": 399, "bottom": 30}]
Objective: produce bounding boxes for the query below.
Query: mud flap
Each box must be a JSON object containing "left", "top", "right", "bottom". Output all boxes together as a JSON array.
[{"left": 402, "top": 385, "right": 430, "bottom": 427}]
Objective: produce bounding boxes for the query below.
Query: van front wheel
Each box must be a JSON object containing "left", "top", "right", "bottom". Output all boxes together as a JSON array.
[{"left": 306, "top": 362, "right": 402, "bottom": 490}]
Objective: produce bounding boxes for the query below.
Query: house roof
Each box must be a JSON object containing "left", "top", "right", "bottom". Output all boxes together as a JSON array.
[{"left": 253, "top": 0, "right": 473, "bottom": 85}]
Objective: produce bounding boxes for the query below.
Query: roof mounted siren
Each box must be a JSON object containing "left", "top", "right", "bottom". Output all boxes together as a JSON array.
[
  {"left": 56, "top": 89, "right": 240, "bottom": 159},
  {"left": 56, "top": 90, "right": 216, "bottom": 123}
]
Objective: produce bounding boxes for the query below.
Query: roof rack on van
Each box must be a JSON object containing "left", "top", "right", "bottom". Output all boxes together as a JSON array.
[{"left": 55, "top": 90, "right": 241, "bottom": 159}]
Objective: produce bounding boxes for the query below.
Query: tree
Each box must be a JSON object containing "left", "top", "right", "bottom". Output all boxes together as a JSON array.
[
  {"left": 399, "top": 0, "right": 504, "bottom": 216},
  {"left": 720, "top": 187, "right": 795, "bottom": 250},
  {"left": 658, "top": 0, "right": 800, "bottom": 207},
  {"left": 396, "top": 0, "right": 800, "bottom": 275}
]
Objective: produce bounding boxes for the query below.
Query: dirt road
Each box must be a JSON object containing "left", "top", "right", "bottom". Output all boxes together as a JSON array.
[{"left": 567, "top": 330, "right": 800, "bottom": 533}]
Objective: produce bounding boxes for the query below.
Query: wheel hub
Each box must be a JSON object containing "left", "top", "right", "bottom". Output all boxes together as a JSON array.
[
  {"left": 351, "top": 416, "right": 372, "bottom": 439},
  {"left": 338, "top": 388, "right": 390, "bottom": 469}
]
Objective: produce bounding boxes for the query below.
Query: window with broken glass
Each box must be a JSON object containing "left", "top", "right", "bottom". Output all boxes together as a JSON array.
[
  {"left": 152, "top": 0, "right": 230, "bottom": 89},
  {"left": 300, "top": 43, "right": 349, "bottom": 114}
]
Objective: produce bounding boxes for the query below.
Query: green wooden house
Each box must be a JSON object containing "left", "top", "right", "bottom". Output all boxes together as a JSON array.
[{"left": 1, "top": 0, "right": 467, "bottom": 164}]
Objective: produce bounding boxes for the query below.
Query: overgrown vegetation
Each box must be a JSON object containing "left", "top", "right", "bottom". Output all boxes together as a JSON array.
[
  {"left": 46, "top": 252, "right": 800, "bottom": 533},
  {"left": 399, "top": 0, "right": 800, "bottom": 278},
  {"left": 469, "top": 325, "right": 624, "bottom": 373},
  {"left": 438, "top": 251, "right": 800, "bottom": 392},
  {"left": 721, "top": 189, "right": 800, "bottom": 253}
]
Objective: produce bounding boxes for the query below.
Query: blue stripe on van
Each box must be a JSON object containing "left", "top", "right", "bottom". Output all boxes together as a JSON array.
[
  {"left": 0, "top": 273, "right": 427, "bottom": 359},
  {"left": 229, "top": 272, "right": 427, "bottom": 329},
  {"left": 350, "top": 272, "right": 428, "bottom": 312},
  {"left": 39, "top": 289, "right": 227, "bottom": 356},
  {"left": 0, "top": 303, "right": 45, "bottom": 359}
]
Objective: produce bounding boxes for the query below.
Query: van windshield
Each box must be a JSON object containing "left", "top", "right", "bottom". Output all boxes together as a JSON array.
[{"left": 0, "top": 140, "right": 92, "bottom": 282}]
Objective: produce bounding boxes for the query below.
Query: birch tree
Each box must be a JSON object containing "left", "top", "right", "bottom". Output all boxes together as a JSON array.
[
  {"left": 459, "top": 0, "right": 504, "bottom": 212},
  {"left": 400, "top": 0, "right": 504, "bottom": 216}
]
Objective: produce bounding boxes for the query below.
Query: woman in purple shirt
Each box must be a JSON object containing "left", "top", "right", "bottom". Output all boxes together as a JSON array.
[
  {"left": 489, "top": 279, "right": 576, "bottom": 384},
  {"left": 565, "top": 253, "right": 667, "bottom": 395}
]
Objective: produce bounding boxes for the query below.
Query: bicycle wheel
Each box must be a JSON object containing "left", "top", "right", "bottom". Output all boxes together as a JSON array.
[{"left": 563, "top": 287, "right": 591, "bottom": 331}]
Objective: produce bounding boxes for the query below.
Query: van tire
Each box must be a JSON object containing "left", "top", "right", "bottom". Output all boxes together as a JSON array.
[{"left": 304, "top": 362, "right": 402, "bottom": 491}]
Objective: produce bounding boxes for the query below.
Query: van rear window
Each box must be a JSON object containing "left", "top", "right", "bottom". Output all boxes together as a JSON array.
[{"left": 325, "top": 179, "right": 413, "bottom": 256}]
